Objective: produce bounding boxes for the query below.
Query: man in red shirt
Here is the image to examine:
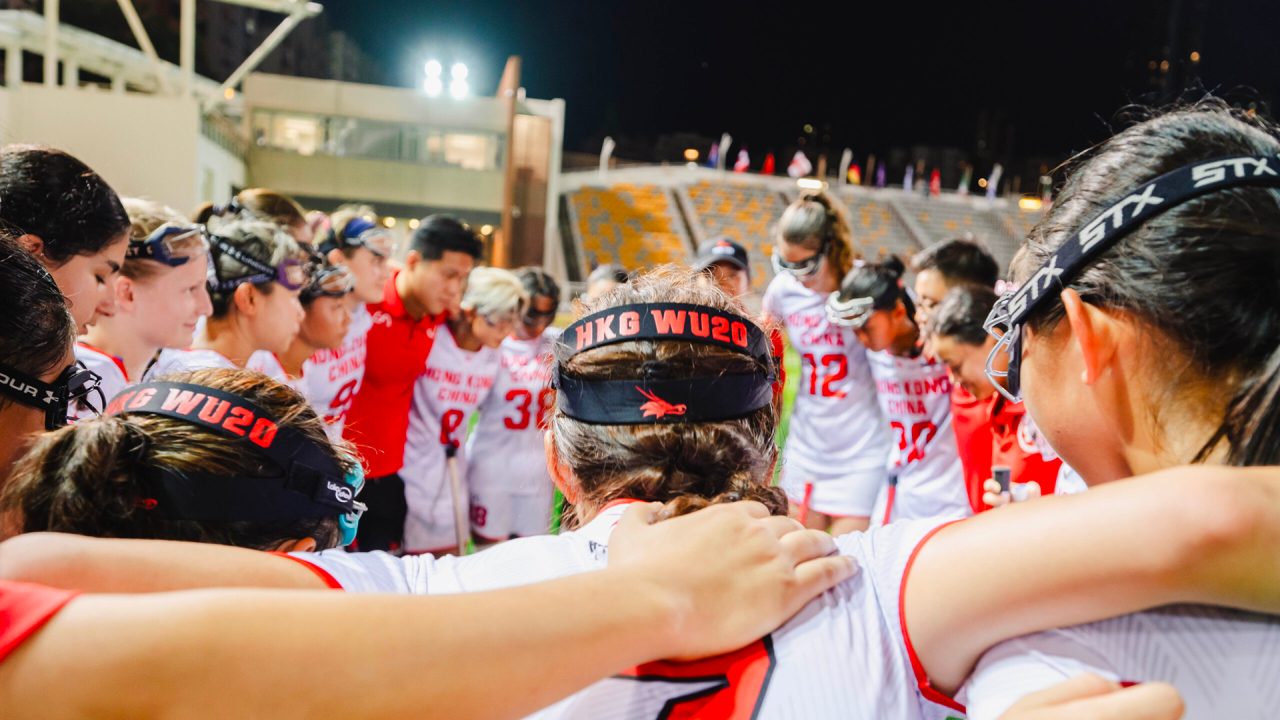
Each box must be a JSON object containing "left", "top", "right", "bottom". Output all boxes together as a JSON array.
[
  {"left": 930, "top": 284, "right": 1061, "bottom": 511},
  {"left": 343, "top": 216, "right": 482, "bottom": 551}
]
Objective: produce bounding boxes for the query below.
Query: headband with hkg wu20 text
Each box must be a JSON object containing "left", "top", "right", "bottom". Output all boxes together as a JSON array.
[{"left": 553, "top": 302, "right": 776, "bottom": 424}]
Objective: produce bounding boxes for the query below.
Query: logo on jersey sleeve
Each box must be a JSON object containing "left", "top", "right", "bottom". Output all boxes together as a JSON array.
[
  {"left": 637, "top": 387, "right": 687, "bottom": 419},
  {"left": 562, "top": 636, "right": 775, "bottom": 720}
]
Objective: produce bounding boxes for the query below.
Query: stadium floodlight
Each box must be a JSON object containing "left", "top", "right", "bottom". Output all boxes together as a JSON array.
[
  {"left": 425, "top": 60, "right": 442, "bottom": 77},
  {"left": 452, "top": 62, "right": 468, "bottom": 81},
  {"left": 424, "top": 76, "right": 443, "bottom": 96},
  {"left": 797, "top": 178, "right": 825, "bottom": 190},
  {"left": 450, "top": 78, "right": 469, "bottom": 99}
]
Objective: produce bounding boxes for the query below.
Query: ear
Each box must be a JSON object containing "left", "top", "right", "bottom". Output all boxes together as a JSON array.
[
  {"left": 403, "top": 249, "right": 421, "bottom": 271},
  {"left": 326, "top": 248, "right": 346, "bottom": 267},
  {"left": 544, "top": 427, "right": 580, "bottom": 505},
  {"left": 232, "top": 282, "right": 259, "bottom": 317},
  {"left": 115, "top": 274, "right": 136, "bottom": 309},
  {"left": 277, "top": 537, "right": 317, "bottom": 553},
  {"left": 1060, "top": 288, "right": 1120, "bottom": 386},
  {"left": 16, "top": 234, "right": 44, "bottom": 258}
]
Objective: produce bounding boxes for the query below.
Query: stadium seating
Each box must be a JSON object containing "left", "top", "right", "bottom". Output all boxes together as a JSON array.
[
  {"left": 892, "top": 195, "right": 1026, "bottom": 272},
  {"left": 838, "top": 193, "right": 920, "bottom": 262},
  {"left": 683, "top": 180, "right": 787, "bottom": 291},
  {"left": 564, "top": 184, "right": 692, "bottom": 277}
]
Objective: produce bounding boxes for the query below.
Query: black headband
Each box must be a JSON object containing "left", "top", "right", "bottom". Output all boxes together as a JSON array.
[
  {"left": 106, "top": 382, "right": 360, "bottom": 522},
  {"left": 553, "top": 303, "right": 775, "bottom": 424},
  {"left": 1007, "top": 154, "right": 1280, "bottom": 326}
]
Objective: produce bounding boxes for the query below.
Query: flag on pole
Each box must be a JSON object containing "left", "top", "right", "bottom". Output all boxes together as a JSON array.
[
  {"left": 849, "top": 164, "right": 862, "bottom": 185},
  {"left": 707, "top": 143, "right": 719, "bottom": 169},
  {"left": 957, "top": 165, "right": 972, "bottom": 196},
  {"left": 762, "top": 152, "right": 776, "bottom": 175},
  {"left": 876, "top": 163, "right": 886, "bottom": 188},
  {"left": 902, "top": 164, "right": 914, "bottom": 195},
  {"left": 599, "top": 136, "right": 616, "bottom": 183},
  {"left": 734, "top": 148, "right": 750, "bottom": 173},
  {"left": 717, "top": 133, "right": 733, "bottom": 172},
  {"left": 929, "top": 168, "right": 941, "bottom": 197},
  {"left": 837, "top": 148, "right": 853, "bottom": 188},
  {"left": 787, "top": 150, "right": 813, "bottom": 178},
  {"left": 986, "top": 163, "right": 1003, "bottom": 201}
]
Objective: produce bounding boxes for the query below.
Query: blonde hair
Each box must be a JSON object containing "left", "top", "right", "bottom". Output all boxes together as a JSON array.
[
  {"left": 119, "top": 197, "right": 190, "bottom": 283},
  {"left": 777, "top": 191, "right": 857, "bottom": 281},
  {"left": 461, "top": 266, "right": 528, "bottom": 316},
  {"left": 207, "top": 219, "right": 303, "bottom": 317}
]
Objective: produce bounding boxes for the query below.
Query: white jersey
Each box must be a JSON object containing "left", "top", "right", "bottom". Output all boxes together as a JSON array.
[
  {"left": 245, "top": 351, "right": 305, "bottom": 393},
  {"left": 294, "top": 504, "right": 958, "bottom": 720},
  {"left": 301, "top": 303, "right": 372, "bottom": 439},
  {"left": 399, "top": 324, "right": 502, "bottom": 552},
  {"left": 762, "top": 273, "right": 890, "bottom": 516},
  {"left": 1053, "top": 464, "right": 1089, "bottom": 496},
  {"left": 143, "top": 348, "right": 238, "bottom": 380},
  {"left": 71, "top": 342, "right": 131, "bottom": 421},
  {"left": 960, "top": 605, "right": 1280, "bottom": 720},
  {"left": 866, "top": 350, "right": 969, "bottom": 526}
]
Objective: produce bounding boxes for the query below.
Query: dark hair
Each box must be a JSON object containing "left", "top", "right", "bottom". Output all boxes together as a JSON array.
[
  {"left": 587, "top": 263, "right": 629, "bottom": 285},
  {"left": 1015, "top": 101, "right": 1280, "bottom": 466},
  {"left": 777, "top": 191, "right": 857, "bottom": 281},
  {"left": 912, "top": 237, "right": 1000, "bottom": 288},
  {"left": 408, "top": 215, "right": 483, "bottom": 261},
  {"left": 193, "top": 189, "right": 307, "bottom": 229},
  {"left": 2, "top": 368, "right": 352, "bottom": 551},
  {"left": 929, "top": 284, "right": 999, "bottom": 346},
  {"left": 551, "top": 266, "right": 785, "bottom": 526},
  {"left": 0, "top": 236, "right": 75, "bottom": 412},
  {"left": 835, "top": 256, "right": 916, "bottom": 322},
  {"left": 0, "top": 145, "right": 130, "bottom": 263},
  {"left": 517, "top": 266, "right": 561, "bottom": 304}
]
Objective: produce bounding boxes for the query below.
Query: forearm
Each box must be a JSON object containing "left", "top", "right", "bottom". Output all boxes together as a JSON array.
[
  {"left": 0, "top": 533, "right": 326, "bottom": 592},
  {"left": 1, "top": 567, "right": 678, "bottom": 720},
  {"left": 907, "top": 466, "right": 1279, "bottom": 693}
]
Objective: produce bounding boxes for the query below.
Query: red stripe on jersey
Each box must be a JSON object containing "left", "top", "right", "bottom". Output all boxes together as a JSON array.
[
  {"left": 898, "top": 520, "right": 967, "bottom": 715},
  {"left": 271, "top": 552, "right": 345, "bottom": 590},
  {"left": 0, "top": 580, "right": 79, "bottom": 663},
  {"left": 77, "top": 342, "right": 130, "bottom": 381}
]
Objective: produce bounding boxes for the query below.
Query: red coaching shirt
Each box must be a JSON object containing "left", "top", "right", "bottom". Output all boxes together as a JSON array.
[
  {"left": 343, "top": 270, "right": 446, "bottom": 478},
  {"left": 989, "top": 396, "right": 1061, "bottom": 497},
  {"left": 0, "top": 581, "right": 78, "bottom": 663},
  {"left": 950, "top": 383, "right": 994, "bottom": 515}
]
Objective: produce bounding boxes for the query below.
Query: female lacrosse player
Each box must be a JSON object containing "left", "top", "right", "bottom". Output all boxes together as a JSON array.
[
  {"left": 763, "top": 192, "right": 888, "bottom": 534},
  {"left": 827, "top": 257, "right": 968, "bottom": 525},
  {"left": 466, "top": 267, "right": 562, "bottom": 544}
]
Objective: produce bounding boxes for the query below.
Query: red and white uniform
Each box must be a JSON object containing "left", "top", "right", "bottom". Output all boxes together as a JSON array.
[
  {"left": 950, "top": 384, "right": 993, "bottom": 515},
  {"left": 762, "top": 273, "right": 890, "bottom": 517},
  {"left": 399, "top": 324, "right": 501, "bottom": 553},
  {"left": 301, "top": 303, "right": 372, "bottom": 440},
  {"left": 465, "top": 328, "right": 562, "bottom": 541},
  {"left": 295, "top": 508, "right": 959, "bottom": 719},
  {"left": 246, "top": 351, "right": 305, "bottom": 393},
  {"left": 143, "top": 348, "right": 238, "bottom": 379},
  {"left": 866, "top": 350, "right": 968, "bottom": 526},
  {"left": 0, "top": 580, "right": 79, "bottom": 664},
  {"left": 71, "top": 342, "right": 131, "bottom": 421},
  {"left": 960, "top": 605, "right": 1280, "bottom": 720}
]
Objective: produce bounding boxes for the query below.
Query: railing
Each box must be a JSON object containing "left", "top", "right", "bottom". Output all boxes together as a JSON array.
[{"left": 201, "top": 113, "right": 248, "bottom": 160}]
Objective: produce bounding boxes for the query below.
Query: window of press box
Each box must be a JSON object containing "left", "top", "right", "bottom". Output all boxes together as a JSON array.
[{"left": 251, "top": 110, "right": 502, "bottom": 170}]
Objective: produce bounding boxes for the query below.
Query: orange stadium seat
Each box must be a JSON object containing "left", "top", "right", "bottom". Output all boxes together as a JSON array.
[
  {"left": 565, "top": 184, "right": 693, "bottom": 277},
  {"left": 684, "top": 180, "right": 787, "bottom": 292}
]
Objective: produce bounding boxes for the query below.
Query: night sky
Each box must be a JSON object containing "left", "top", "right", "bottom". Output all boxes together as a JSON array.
[{"left": 321, "top": 0, "right": 1278, "bottom": 166}]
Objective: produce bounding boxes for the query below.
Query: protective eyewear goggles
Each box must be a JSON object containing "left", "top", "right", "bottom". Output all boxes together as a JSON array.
[
  {"left": 825, "top": 293, "right": 876, "bottom": 329},
  {"left": 129, "top": 224, "right": 208, "bottom": 267},
  {"left": 770, "top": 235, "right": 830, "bottom": 279},
  {"left": 350, "top": 227, "right": 396, "bottom": 258},
  {"left": 981, "top": 153, "right": 1280, "bottom": 405},
  {"left": 209, "top": 234, "right": 310, "bottom": 292},
  {"left": 522, "top": 306, "right": 557, "bottom": 324},
  {"left": 0, "top": 361, "right": 104, "bottom": 430},
  {"left": 482, "top": 309, "right": 521, "bottom": 327},
  {"left": 302, "top": 264, "right": 357, "bottom": 301}
]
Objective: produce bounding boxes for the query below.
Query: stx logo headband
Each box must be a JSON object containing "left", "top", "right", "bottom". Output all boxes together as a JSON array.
[{"left": 554, "top": 303, "right": 776, "bottom": 424}]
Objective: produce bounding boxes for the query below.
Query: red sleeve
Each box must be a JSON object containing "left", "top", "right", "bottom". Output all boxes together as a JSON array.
[
  {"left": 0, "top": 580, "right": 79, "bottom": 663},
  {"left": 949, "top": 386, "right": 993, "bottom": 514},
  {"left": 269, "top": 552, "right": 346, "bottom": 590}
]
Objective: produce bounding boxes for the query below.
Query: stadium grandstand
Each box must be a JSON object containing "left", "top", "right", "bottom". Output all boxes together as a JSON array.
[{"left": 557, "top": 165, "right": 1041, "bottom": 301}]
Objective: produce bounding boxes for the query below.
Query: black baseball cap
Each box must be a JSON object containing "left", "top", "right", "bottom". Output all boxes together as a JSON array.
[{"left": 694, "top": 237, "right": 750, "bottom": 276}]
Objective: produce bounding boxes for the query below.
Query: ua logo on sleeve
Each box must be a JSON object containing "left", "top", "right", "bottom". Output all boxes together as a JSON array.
[{"left": 550, "top": 637, "right": 774, "bottom": 719}]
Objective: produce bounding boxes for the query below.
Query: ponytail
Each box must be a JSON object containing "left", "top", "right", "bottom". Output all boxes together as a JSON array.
[{"left": 836, "top": 256, "right": 916, "bottom": 323}]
